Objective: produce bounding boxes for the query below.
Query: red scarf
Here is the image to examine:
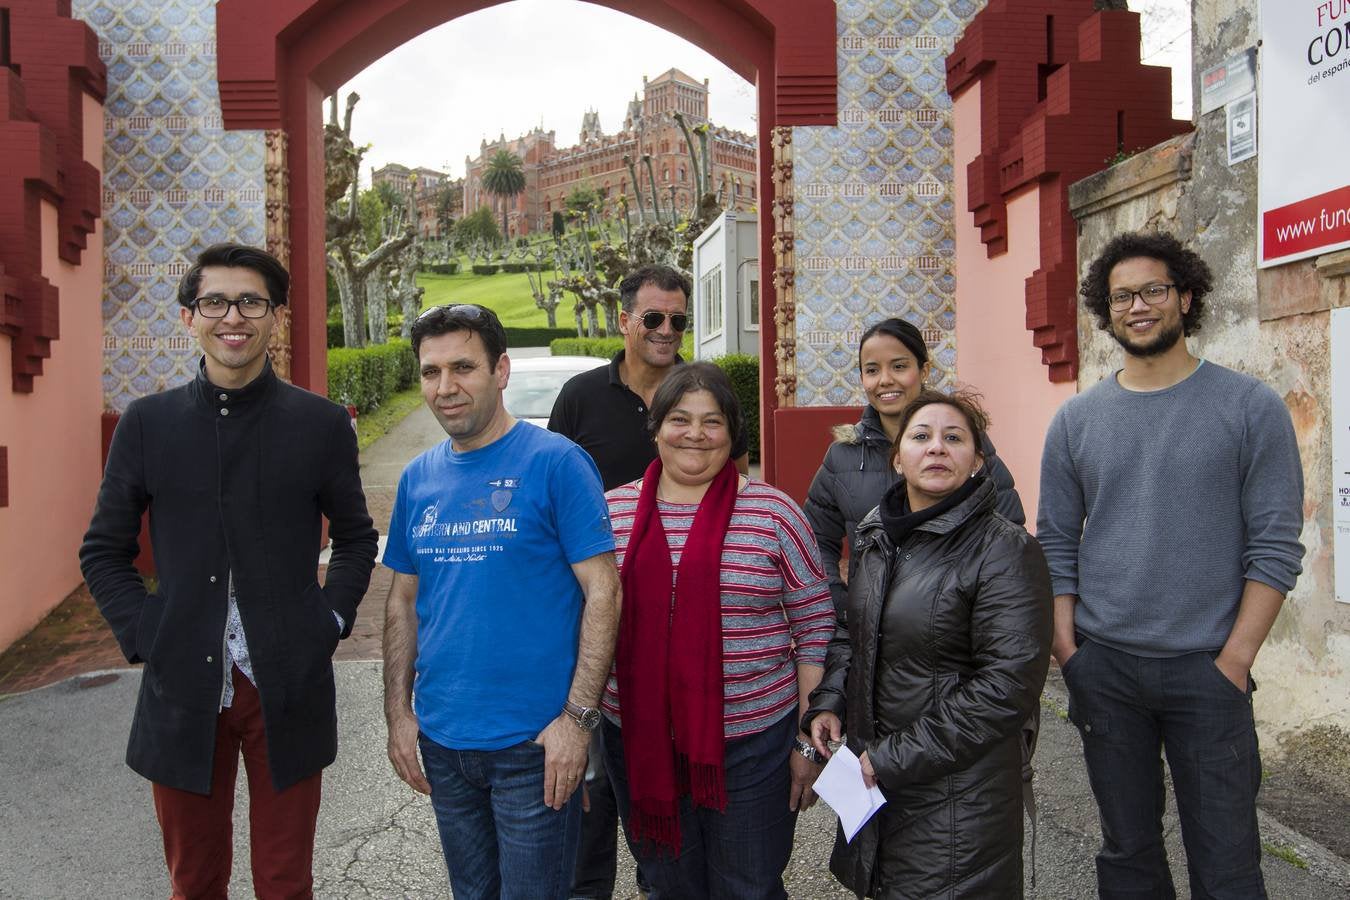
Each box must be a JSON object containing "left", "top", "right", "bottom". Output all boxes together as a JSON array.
[{"left": 615, "top": 457, "right": 739, "bottom": 854}]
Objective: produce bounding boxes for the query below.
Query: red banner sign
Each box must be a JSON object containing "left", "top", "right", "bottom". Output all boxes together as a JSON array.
[{"left": 1262, "top": 182, "right": 1350, "bottom": 262}]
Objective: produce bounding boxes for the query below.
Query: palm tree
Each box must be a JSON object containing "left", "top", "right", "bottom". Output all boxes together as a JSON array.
[{"left": 482, "top": 150, "right": 526, "bottom": 241}]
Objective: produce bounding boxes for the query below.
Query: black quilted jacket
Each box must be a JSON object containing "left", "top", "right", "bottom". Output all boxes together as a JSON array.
[{"left": 803, "top": 477, "right": 1051, "bottom": 898}]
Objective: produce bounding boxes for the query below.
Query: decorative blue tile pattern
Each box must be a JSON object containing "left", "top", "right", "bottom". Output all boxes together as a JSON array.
[
  {"left": 791, "top": 0, "right": 979, "bottom": 407},
  {"left": 74, "top": 0, "right": 267, "bottom": 413}
]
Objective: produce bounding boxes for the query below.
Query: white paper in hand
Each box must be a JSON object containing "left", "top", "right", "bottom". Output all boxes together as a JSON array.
[{"left": 813, "top": 744, "right": 887, "bottom": 842}]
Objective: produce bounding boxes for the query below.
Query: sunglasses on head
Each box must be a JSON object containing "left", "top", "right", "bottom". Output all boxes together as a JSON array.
[
  {"left": 416, "top": 303, "right": 486, "bottom": 322},
  {"left": 636, "top": 311, "right": 689, "bottom": 332}
]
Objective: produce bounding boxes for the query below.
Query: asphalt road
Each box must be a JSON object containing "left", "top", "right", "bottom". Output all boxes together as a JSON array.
[{"left": 2, "top": 662, "right": 1347, "bottom": 899}]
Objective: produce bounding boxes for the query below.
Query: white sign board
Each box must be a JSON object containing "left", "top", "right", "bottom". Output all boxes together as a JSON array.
[
  {"left": 1257, "top": 1, "right": 1350, "bottom": 267},
  {"left": 1200, "top": 48, "right": 1257, "bottom": 115},
  {"left": 1334, "top": 308, "right": 1350, "bottom": 605}
]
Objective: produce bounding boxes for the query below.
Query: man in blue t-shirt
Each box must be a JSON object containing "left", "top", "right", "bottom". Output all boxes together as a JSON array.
[{"left": 382, "top": 303, "right": 621, "bottom": 900}]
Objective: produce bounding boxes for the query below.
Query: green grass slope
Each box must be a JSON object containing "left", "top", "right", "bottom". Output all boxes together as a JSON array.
[{"left": 416, "top": 271, "right": 552, "bottom": 327}]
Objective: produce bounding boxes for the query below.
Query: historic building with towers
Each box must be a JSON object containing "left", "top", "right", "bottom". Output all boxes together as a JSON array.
[{"left": 461, "top": 68, "right": 759, "bottom": 238}]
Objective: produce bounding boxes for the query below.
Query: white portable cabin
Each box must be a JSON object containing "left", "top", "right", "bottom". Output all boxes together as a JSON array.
[{"left": 691, "top": 211, "right": 761, "bottom": 359}]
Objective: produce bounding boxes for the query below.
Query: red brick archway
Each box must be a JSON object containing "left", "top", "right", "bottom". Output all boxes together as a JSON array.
[{"left": 215, "top": 0, "right": 836, "bottom": 478}]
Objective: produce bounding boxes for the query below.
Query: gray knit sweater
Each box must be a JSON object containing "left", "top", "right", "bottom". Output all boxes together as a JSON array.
[{"left": 1036, "top": 361, "right": 1305, "bottom": 657}]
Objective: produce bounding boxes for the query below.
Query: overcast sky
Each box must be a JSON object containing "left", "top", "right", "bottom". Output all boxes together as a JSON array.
[{"left": 338, "top": 0, "right": 1192, "bottom": 184}]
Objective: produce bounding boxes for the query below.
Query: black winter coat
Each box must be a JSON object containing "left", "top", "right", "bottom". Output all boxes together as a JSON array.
[
  {"left": 804, "top": 477, "right": 1051, "bottom": 898},
  {"left": 805, "top": 405, "right": 1025, "bottom": 615},
  {"left": 79, "top": 360, "right": 378, "bottom": 794}
]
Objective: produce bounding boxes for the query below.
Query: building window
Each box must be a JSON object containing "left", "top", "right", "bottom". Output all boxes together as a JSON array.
[
  {"left": 700, "top": 266, "right": 724, "bottom": 339},
  {"left": 744, "top": 265, "right": 760, "bottom": 330}
]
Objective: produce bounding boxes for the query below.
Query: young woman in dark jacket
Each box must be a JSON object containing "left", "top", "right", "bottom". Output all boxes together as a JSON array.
[
  {"left": 804, "top": 390, "right": 1051, "bottom": 898},
  {"left": 804, "top": 319, "right": 1024, "bottom": 616}
]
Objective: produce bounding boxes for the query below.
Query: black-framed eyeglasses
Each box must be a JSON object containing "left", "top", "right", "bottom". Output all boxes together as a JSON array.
[
  {"left": 1108, "top": 283, "right": 1175, "bottom": 311},
  {"left": 636, "top": 311, "right": 689, "bottom": 332},
  {"left": 416, "top": 303, "right": 486, "bottom": 322},
  {"left": 193, "top": 294, "right": 275, "bottom": 319}
]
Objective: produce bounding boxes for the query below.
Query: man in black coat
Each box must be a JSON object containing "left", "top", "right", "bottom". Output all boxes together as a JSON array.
[{"left": 80, "top": 243, "right": 378, "bottom": 899}]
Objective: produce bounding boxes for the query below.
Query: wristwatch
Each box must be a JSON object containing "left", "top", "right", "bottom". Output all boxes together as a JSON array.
[
  {"left": 563, "top": 700, "right": 601, "bottom": 731},
  {"left": 793, "top": 736, "right": 823, "bottom": 764}
]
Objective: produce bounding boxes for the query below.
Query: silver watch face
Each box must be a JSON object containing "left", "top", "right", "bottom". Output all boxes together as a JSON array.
[{"left": 578, "top": 707, "right": 601, "bottom": 731}]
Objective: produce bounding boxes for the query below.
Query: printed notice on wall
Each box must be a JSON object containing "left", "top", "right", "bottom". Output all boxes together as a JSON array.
[
  {"left": 1226, "top": 93, "right": 1257, "bottom": 165},
  {"left": 1258, "top": 1, "right": 1350, "bottom": 267},
  {"left": 1333, "top": 308, "right": 1350, "bottom": 604}
]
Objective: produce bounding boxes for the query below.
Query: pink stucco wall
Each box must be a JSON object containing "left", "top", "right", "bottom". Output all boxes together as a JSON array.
[
  {"left": 952, "top": 85, "right": 1075, "bottom": 532},
  {"left": 0, "top": 94, "right": 106, "bottom": 653}
]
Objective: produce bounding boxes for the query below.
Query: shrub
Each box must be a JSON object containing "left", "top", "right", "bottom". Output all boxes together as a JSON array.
[
  {"left": 501, "top": 261, "right": 549, "bottom": 274},
  {"left": 327, "top": 339, "right": 417, "bottom": 414},
  {"left": 711, "top": 354, "right": 760, "bottom": 463},
  {"left": 427, "top": 261, "right": 461, "bottom": 275},
  {"left": 504, "top": 327, "right": 576, "bottom": 348},
  {"left": 328, "top": 317, "right": 408, "bottom": 349},
  {"left": 544, "top": 342, "right": 760, "bottom": 461},
  {"left": 551, "top": 336, "right": 623, "bottom": 358},
  {"left": 471, "top": 263, "right": 500, "bottom": 276}
]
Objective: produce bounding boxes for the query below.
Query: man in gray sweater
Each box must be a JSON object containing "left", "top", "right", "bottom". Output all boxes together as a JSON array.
[{"left": 1037, "top": 232, "right": 1304, "bottom": 899}]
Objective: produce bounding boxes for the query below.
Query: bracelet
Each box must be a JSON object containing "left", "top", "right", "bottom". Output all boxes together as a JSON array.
[{"left": 793, "top": 736, "right": 823, "bottom": 764}]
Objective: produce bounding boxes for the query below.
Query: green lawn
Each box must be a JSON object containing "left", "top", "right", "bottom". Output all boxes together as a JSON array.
[{"left": 416, "top": 271, "right": 554, "bottom": 327}]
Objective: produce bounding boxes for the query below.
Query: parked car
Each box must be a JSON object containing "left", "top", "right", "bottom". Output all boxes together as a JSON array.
[{"left": 503, "top": 355, "right": 607, "bottom": 427}]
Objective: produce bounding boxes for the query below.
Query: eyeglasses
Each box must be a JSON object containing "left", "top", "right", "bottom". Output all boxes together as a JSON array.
[
  {"left": 193, "top": 294, "right": 274, "bottom": 319},
  {"left": 636, "top": 311, "right": 690, "bottom": 332},
  {"left": 416, "top": 304, "right": 486, "bottom": 322},
  {"left": 1107, "top": 283, "right": 1176, "bottom": 311}
]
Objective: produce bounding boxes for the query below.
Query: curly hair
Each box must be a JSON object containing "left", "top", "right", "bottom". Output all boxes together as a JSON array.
[{"left": 1080, "top": 231, "right": 1212, "bottom": 335}]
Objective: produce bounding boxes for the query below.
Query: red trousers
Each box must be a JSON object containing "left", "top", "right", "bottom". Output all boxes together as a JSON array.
[{"left": 152, "top": 666, "right": 323, "bottom": 900}]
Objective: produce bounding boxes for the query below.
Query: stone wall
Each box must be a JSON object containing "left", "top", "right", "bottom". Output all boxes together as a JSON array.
[{"left": 1068, "top": 0, "right": 1350, "bottom": 740}]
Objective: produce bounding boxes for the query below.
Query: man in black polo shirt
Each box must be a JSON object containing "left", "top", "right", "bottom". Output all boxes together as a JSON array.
[
  {"left": 548, "top": 263, "right": 747, "bottom": 899},
  {"left": 550, "top": 264, "right": 748, "bottom": 490}
]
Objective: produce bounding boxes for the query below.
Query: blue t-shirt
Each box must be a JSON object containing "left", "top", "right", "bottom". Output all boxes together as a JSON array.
[{"left": 383, "top": 421, "right": 615, "bottom": 750}]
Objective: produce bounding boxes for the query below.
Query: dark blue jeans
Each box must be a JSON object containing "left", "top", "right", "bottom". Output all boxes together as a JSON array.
[
  {"left": 1062, "top": 638, "right": 1266, "bottom": 899},
  {"left": 603, "top": 712, "right": 797, "bottom": 900},
  {"left": 571, "top": 728, "right": 651, "bottom": 899},
  {"left": 419, "top": 732, "right": 582, "bottom": 900}
]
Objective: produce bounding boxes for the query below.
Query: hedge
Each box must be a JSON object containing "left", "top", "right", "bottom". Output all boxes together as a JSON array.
[
  {"left": 500, "top": 261, "right": 549, "bottom": 274},
  {"left": 327, "top": 314, "right": 405, "bottom": 349},
  {"left": 331, "top": 323, "right": 572, "bottom": 351},
  {"left": 470, "top": 263, "right": 500, "bottom": 275},
  {"left": 550, "top": 336, "right": 622, "bottom": 358},
  {"left": 327, "top": 339, "right": 417, "bottom": 414},
  {"left": 427, "top": 262, "right": 461, "bottom": 275},
  {"left": 504, "top": 326, "right": 577, "bottom": 347},
  {"left": 547, "top": 341, "right": 761, "bottom": 463},
  {"left": 713, "top": 354, "right": 759, "bottom": 464}
]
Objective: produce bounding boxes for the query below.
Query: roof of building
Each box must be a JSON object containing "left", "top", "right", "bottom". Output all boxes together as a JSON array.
[{"left": 645, "top": 68, "right": 705, "bottom": 89}]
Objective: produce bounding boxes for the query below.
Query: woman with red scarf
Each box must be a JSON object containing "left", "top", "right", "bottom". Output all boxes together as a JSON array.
[{"left": 600, "top": 362, "right": 835, "bottom": 899}]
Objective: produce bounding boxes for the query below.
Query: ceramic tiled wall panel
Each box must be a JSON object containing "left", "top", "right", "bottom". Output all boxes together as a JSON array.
[
  {"left": 75, "top": 0, "right": 266, "bottom": 413},
  {"left": 791, "top": 0, "right": 980, "bottom": 406}
]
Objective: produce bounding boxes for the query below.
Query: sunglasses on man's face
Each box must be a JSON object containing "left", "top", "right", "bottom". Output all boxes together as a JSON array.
[{"left": 635, "top": 311, "right": 689, "bottom": 332}]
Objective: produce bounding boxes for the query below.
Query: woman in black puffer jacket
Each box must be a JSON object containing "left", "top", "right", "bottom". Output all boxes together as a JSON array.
[
  {"left": 804, "top": 390, "right": 1051, "bottom": 899},
  {"left": 804, "top": 319, "right": 1024, "bottom": 617}
]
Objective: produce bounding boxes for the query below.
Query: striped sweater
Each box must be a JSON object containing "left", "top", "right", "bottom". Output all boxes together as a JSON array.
[{"left": 603, "top": 479, "right": 835, "bottom": 738}]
